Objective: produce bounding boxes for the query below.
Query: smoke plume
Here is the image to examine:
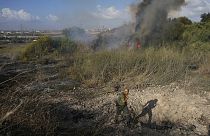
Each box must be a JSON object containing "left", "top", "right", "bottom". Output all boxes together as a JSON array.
[
  {"left": 133, "top": 0, "right": 186, "bottom": 44},
  {"left": 63, "top": 27, "right": 97, "bottom": 45}
]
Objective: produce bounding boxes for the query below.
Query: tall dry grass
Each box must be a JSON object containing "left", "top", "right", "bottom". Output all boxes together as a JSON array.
[{"left": 69, "top": 46, "right": 210, "bottom": 87}]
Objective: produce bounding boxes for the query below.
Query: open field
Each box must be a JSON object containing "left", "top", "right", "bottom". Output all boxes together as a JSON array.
[
  {"left": 1, "top": 0, "right": 210, "bottom": 135},
  {"left": 0, "top": 41, "right": 210, "bottom": 135},
  {"left": 0, "top": 43, "right": 28, "bottom": 56}
]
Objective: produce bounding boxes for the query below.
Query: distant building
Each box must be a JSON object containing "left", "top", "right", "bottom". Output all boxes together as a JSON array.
[
  {"left": 6, "top": 32, "right": 12, "bottom": 35},
  {"left": 15, "top": 32, "right": 22, "bottom": 34},
  {"left": 87, "top": 27, "right": 111, "bottom": 35}
]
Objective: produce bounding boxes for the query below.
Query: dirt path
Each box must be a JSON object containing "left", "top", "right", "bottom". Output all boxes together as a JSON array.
[{"left": 45, "top": 83, "right": 210, "bottom": 135}]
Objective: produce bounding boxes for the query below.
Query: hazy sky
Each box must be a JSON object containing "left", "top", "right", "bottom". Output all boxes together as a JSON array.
[{"left": 0, "top": 0, "right": 210, "bottom": 30}]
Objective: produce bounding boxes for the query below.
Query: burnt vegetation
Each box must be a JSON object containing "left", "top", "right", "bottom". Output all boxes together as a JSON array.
[{"left": 0, "top": 1, "right": 210, "bottom": 136}]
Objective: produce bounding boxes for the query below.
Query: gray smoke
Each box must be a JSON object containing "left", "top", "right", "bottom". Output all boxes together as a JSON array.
[
  {"left": 63, "top": 27, "right": 97, "bottom": 45},
  {"left": 134, "top": 0, "right": 186, "bottom": 44},
  {"left": 92, "top": 24, "right": 134, "bottom": 50}
]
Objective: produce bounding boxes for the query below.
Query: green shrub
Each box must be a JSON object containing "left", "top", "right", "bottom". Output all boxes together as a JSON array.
[
  {"left": 21, "top": 36, "right": 52, "bottom": 60},
  {"left": 183, "top": 22, "right": 210, "bottom": 43},
  {"left": 20, "top": 36, "right": 77, "bottom": 61}
]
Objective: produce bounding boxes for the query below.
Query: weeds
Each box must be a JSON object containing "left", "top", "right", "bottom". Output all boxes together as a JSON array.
[
  {"left": 68, "top": 46, "right": 210, "bottom": 87},
  {"left": 17, "top": 37, "right": 210, "bottom": 88}
]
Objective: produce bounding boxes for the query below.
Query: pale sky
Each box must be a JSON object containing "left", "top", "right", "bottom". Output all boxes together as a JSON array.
[{"left": 0, "top": 0, "right": 210, "bottom": 30}]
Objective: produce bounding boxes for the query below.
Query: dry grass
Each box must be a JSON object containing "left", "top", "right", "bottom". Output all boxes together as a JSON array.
[
  {"left": 0, "top": 43, "right": 28, "bottom": 59},
  {"left": 1, "top": 41, "right": 210, "bottom": 135},
  {"left": 68, "top": 45, "right": 210, "bottom": 92},
  {"left": 69, "top": 46, "right": 209, "bottom": 87}
]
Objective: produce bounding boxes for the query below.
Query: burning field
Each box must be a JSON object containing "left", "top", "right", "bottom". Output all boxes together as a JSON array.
[
  {"left": 0, "top": 0, "right": 210, "bottom": 136},
  {"left": 0, "top": 52, "right": 210, "bottom": 136}
]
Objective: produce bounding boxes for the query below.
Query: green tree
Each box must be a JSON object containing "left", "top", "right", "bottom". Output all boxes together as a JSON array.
[
  {"left": 176, "top": 17, "right": 192, "bottom": 25},
  {"left": 201, "top": 13, "right": 210, "bottom": 22},
  {"left": 183, "top": 22, "right": 210, "bottom": 43},
  {"left": 60, "top": 37, "right": 77, "bottom": 54},
  {"left": 163, "top": 17, "right": 191, "bottom": 42}
]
